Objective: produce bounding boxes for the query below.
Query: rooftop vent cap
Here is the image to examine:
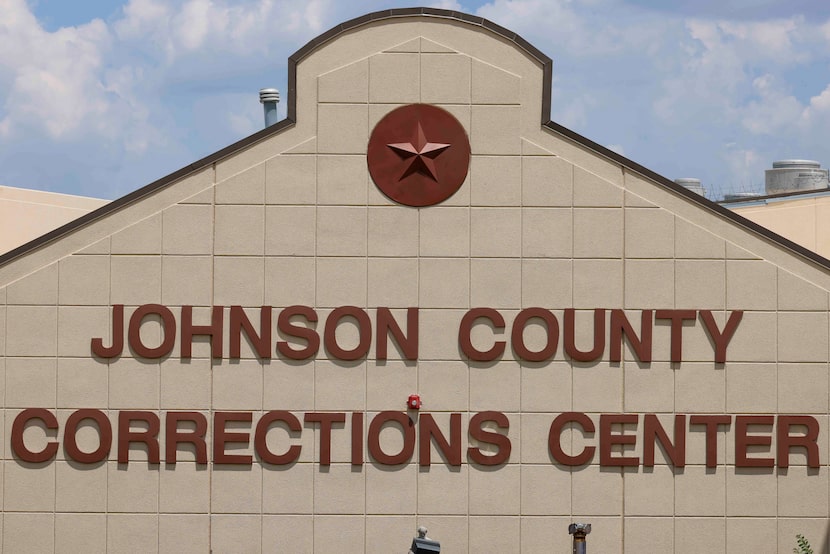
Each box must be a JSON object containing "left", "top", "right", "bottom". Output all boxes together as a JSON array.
[
  {"left": 259, "top": 88, "right": 280, "bottom": 128},
  {"left": 772, "top": 159, "right": 821, "bottom": 169}
]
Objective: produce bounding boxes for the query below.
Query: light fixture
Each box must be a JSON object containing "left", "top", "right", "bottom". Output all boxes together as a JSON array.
[
  {"left": 569, "top": 523, "right": 591, "bottom": 554},
  {"left": 409, "top": 526, "right": 440, "bottom": 554}
]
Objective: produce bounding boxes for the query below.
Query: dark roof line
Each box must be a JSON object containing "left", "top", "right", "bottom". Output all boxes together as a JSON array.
[
  {"left": 540, "top": 122, "right": 830, "bottom": 269},
  {"left": 2, "top": 7, "right": 829, "bottom": 273}
]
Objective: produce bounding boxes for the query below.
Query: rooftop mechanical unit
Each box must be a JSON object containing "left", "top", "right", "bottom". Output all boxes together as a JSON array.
[
  {"left": 674, "top": 178, "right": 706, "bottom": 197},
  {"left": 765, "top": 159, "right": 829, "bottom": 195}
]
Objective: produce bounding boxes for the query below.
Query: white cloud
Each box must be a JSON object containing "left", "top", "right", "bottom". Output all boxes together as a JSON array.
[
  {"left": 476, "top": 0, "right": 664, "bottom": 57},
  {"left": 804, "top": 83, "right": 830, "bottom": 117},
  {"left": 740, "top": 74, "right": 804, "bottom": 135},
  {"left": 1, "top": 0, "right": 830, "bottom": 200},
  {"left": 0, "top": 0, "right": 114, "bottom": 139},
  {"left": 717, "top": 19, "right": 804, "bottom": 63},
  {"left": 554, "top": 90, "right": 595, "bottom": 129},
  {"left": 476, "top": 0, "right": 592, "bottom": 54},
  {"left": 115, "top": 0, "right": 332, "bottom": 59},
  {"left": 430, "top": 0, "right": 463, "bottom": 9},
  {"left": 720, "top": 145, "right": 765, "bottom": 193},
  {"left": 653, "top": 20, "right": 747, "bottom": 124},
  {"left": 0, "top": 0, "right": 344, "bottom": 196},
  {"left": 115, "top": 0, "right": 170, "bottom": 38},
  {"left": 176, "top": 0, "right": 213, "bottom": 51},
  {"left": 228, "top": 111, "right": 258, "bottom": 136},
  {"left": 794, "top": 83, "right": 830, "bottom": 152},
  {"left": 654, "top": 16, "right": 821, "bottom": 127}
]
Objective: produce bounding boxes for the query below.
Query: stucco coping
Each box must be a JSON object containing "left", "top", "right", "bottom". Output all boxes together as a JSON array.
[{"left": 0, "top": 6, "right": 829, "bottom": 277}]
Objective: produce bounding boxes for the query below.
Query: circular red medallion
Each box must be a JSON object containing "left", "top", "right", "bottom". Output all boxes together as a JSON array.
[{"left": 367, "top": 104, "right": 470, "bottom": 207}]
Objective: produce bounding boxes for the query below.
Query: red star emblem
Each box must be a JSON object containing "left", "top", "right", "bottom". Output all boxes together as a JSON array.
[
  {"left": 387, "top": 122, "right": 451, "bottom": 182},
  {"left": 367, "top": 104, "right": 470, "bottom": 207}
]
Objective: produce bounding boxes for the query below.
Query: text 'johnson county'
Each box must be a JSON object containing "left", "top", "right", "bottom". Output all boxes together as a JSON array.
[{"left": 91, "top": 305, "right": 744, "bottom": 363}]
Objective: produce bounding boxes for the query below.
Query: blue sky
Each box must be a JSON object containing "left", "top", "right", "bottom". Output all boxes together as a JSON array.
[{"left": 2, "top": 0, "right": 830, "bottom": 200}]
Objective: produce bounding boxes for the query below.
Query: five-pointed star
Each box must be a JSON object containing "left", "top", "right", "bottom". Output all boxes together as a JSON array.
[{"left": 386, "top": 122, "right": 451, "bottom": 182}]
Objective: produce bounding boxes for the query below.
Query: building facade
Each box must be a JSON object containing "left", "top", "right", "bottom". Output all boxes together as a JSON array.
[
  {"left": 0, "top": 186, "right": 106, "bottom": 255},
  {"left": 728, "top": 190, "right": 830, "bottom": 260},
  {"left": 1, "top": 9, "right": 829, "bottom": 553}
]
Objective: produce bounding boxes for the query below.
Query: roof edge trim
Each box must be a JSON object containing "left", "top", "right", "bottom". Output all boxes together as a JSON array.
[{"left": 541, "top": 121, "right": 830, "bottom": 271}]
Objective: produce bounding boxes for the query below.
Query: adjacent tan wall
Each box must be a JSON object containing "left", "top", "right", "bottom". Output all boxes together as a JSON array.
[
  {"left": 0, "top": 14, "right": 829, "bottom": 554},
  {"left": 0, "top": 186, "right": 107, "bottom": 254},
  {"left": 731, "top": 193, "right": 830, "bottom": 259}
]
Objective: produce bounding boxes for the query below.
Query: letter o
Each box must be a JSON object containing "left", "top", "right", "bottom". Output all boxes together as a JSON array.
[
  {"left": 324, "top": 307, "right": 372, "bottom": 361},
  {"left": 512, "top": 308, "right": 559, "bottom": 362},
  {"left": 64, "top": 409, "right": 112, "bottom": 463},
  {"left": 128, "top": 304, "right": 176, "bottom": 359},
  {"left": 368, "top": 411, "right": 415, "bottom": 465}
]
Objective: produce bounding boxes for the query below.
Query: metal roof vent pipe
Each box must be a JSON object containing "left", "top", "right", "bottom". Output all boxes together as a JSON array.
[{"left": 259, "top": 88, "right": 280, "bottom": 128}]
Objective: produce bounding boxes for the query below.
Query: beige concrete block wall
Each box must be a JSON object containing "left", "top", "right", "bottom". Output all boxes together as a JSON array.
[{"left": 1, "top": 11, "right": 830, "bottom": 554}]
